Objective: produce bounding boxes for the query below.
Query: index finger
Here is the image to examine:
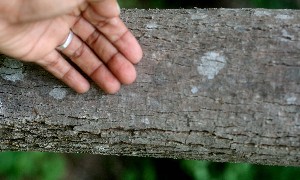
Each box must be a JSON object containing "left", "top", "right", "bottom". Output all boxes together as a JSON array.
[{"left": 87, "top": 0, "right": 120, "bottom": 18}]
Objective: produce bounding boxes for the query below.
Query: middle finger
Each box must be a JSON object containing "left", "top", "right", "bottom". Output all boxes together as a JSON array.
[
  {"left": 71, "top": 16, "right": 137, "bottom": 84},
  {"left": 59, "top": 31, "right": 121, "bottom": 94}
]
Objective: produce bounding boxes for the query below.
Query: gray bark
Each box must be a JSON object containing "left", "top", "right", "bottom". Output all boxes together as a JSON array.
[{"left": 0, "top": 9, "right": 299, "bottom": 166}]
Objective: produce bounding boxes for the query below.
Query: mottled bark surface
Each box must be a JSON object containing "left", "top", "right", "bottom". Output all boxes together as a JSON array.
[{"left": 0, "top": 9, "right": 299, "bottom": 166}]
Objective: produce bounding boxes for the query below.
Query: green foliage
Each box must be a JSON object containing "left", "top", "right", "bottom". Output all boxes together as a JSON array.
[
  {"left": 253, "top": 165, "right": 300, "bottom": 180},
  {"left": 118, "top": 0, "right": 140, "bottom": 8},
  {"left": 223, "top": 163, "right": 254, "bottom": 180},
  {"left": 0, "top": 152, "right": 65, "bottom": 180},
  {"left": 118, "top": 0, "right": 300, "bottom": 9},
  {"left": 181, "top": 160, "right": 300, "bottom": 180},
  {"left": 118, "top": 0, "right": 165, "bottom": 8},
  {"left": 181, "top": 160, "right": 210, "bottom": 179},
  {"left": 250, "top": 0, "right": 299, "bottom": 9},
  {"left": 122, "top": 158, "right": 156, "bottom": 180}
]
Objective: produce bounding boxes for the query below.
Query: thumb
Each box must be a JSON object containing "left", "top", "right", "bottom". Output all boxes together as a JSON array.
[{"left": 2, "top": 0, "right": 85, "bottom": 23}]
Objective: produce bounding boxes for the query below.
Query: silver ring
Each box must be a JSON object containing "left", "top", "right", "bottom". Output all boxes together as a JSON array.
[{"left": 57, "top": 31, "right": 74, "bottom": 50}]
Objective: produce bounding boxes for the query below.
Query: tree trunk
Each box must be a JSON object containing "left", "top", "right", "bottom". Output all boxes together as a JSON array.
[{"left": 0, "top": 9, "right": 299, "bottom": 166}]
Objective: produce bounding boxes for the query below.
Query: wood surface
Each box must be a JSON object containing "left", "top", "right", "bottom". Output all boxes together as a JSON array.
[{"left": 0, "top": 9, "right": 299, "bottom": 166}]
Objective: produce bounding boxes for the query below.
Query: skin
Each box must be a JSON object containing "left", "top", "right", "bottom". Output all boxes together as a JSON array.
[{"left": 0, "top": 0, "right": 143, "bottom": 94}]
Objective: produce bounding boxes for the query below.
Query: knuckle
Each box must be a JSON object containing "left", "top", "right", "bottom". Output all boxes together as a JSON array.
[
  {"left": 70, "top": 42, "right": 86, "bottom": 60},
  {"left": 86, "top": 30, "right": 101, "bottom": 46}
]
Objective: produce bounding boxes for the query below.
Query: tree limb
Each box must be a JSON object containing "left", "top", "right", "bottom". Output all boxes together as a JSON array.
[{"left": 0, "top": 9, "right": 299, "bottom": 166}]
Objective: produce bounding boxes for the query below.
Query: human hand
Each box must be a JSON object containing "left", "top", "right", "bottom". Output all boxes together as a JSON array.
[{"left": 0, "top": 0, "right": 143, "bottom": 94}]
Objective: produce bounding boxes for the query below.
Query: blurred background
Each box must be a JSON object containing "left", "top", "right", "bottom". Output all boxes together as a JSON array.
[
  {"left": 1, "top": 0, "right": 300, "bottom": 179},
  {"left": 119, "top": 0, "right": 300, "bottom": 9}
]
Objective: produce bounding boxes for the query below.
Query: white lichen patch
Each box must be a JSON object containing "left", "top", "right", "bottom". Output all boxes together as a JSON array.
[
  {"left": 191, "top": 86, "right": 199, "bottom": 94},
  {"left": 141, "top": 117, "right": 150, "bottom": 125},
  {"left": 0, "top": 98, "right": 3, "bottom": 115},
  {"left": 275, "top": 14, "right": 294, "bottom": 20},
  {"left": 191, "top": 13, "right": 208, "bottom": 20},
  {"left": 49, "top": 88, "right": 67, "bottom": 100},
  {"left": 254, "top": 10, "right": 271, "bottom": 17},
  {"left": 197, "top": 51, "right": 227, "bottom": 80},
  {"left": 280, "top": 29, "right": 295, "bottom": 41},
  {"left": 94, "top": 145, "right": 110, "bottom": 152},
  {"left": 0, "top": 57, "right": 24, "bottom": 82},
  {"left": 146, "top": 22, "right": 158, "bottom": 30},
  {"left": 285, "top": 94, "right": 297, "bottom": 105},
  {"left": 166, "top": 62, "right": 172, "bottom": 67}
]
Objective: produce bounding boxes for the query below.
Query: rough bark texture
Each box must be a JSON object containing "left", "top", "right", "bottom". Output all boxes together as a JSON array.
[{"left": 0, "top": 9, "right": 299, "bottom": 166}]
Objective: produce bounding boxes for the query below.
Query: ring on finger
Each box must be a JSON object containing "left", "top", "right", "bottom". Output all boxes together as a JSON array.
[{"left": 57, "top": 31, "right": 74, "bottom": 50}]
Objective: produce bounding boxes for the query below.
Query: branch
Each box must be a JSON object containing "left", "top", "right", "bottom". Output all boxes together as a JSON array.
[{"left": 0, "top": 9, "right": 299, "bottom": 166}]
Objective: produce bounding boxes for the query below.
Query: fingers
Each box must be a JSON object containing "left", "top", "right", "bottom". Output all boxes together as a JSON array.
[
  {"left": 59, "top": 31, "right": 122, "bottom": 94},
  {"left": 87, "top": 0, "right": 120, "bottom": 18},
  {"left": 83, "top": 3, "right": 143, "bottom": 63},
  {"left": 12, "top": 0, "right": 143, "bottom": 94},
  {"left": 71, "top": 17, "right": 137, "bottom": 84},
  {"left": 97, "top": 17, "right": 143, "bottom": 64},
  {"left": 37, "top": 50, "right": 90, "bottom": 94}
]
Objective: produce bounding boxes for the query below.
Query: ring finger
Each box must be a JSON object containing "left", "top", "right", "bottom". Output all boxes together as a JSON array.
[{"left": 59, "top": 30, "right": 121, "bottom": 94}]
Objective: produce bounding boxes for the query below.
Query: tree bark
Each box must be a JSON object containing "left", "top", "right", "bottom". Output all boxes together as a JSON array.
[{"left": 0, "top": 9, "right": 299, "bottom": 166}]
